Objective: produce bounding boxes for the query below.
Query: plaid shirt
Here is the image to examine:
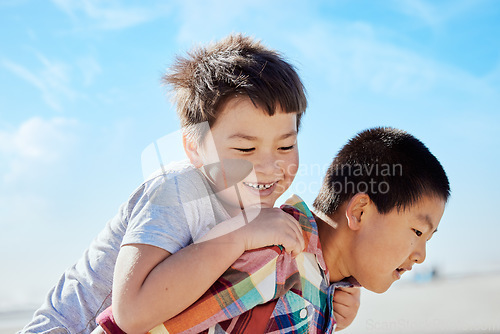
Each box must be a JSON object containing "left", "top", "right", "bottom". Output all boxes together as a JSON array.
[{"left": 98, "top": 195, "right": 357, "bottom": 334}]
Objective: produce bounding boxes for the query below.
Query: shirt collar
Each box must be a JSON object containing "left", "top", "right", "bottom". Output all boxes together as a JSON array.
[
  {"left": 281, "top": 194, "right": 361, "bottom": 289},
  {"left": 281, "top": 194, "right": 329, "bottom": 277}
]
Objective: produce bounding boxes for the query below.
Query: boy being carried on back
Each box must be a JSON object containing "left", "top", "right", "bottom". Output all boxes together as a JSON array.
[
  {"left": 20, "top": 34, "right": 359, "bottom": 334},
  {"left": 98, "top": 126, "right": 450, "bottom": 333}
]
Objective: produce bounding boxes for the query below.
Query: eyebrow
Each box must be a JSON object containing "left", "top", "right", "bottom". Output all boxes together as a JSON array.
[
  {"left": 416, "top": 214, "right": 438, "bottom": 234},
  {"left": 227, "top": 131, "right": 297, "bottom": 141}
]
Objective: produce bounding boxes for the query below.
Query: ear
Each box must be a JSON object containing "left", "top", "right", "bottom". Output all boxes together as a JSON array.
[
  {"left": 345, "top": 193, "right": 370, "bottom": 231},
  {"left": 182, "top": 132, "right": 203, "bottom": 168}
]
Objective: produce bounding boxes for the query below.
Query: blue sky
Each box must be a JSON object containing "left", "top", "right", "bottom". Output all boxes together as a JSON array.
[{"left": 1, "top": 0, "right": 499, "bottom": 311}]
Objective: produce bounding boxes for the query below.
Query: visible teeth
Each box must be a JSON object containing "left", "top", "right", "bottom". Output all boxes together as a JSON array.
[{"left": 245, "top": 182, "right": 274, "bottom": 190}]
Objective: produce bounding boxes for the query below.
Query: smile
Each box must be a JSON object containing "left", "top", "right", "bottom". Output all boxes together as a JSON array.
[{"left": 243, "top": 182, "right": 276, "bottom": 190}]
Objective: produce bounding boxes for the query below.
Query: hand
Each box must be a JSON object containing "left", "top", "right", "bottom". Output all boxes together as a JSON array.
[
  {"left": 236, "top": 207, "right": 305, "bottom": 257},
  {"left": 197, "top": 207, "right": 305, "bottom": 257},
  {"left": 333, "top": 287, "right": 361, "bottom": 331}
]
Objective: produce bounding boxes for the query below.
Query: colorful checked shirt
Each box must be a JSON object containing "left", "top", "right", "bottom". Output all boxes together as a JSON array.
[{"left": 97, "top": 195, "right": 358, "bottom": 333}]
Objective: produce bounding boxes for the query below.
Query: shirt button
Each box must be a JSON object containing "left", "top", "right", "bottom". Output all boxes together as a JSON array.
[{"left": 300, "top": 308, "right": 308, "bottom": 319}]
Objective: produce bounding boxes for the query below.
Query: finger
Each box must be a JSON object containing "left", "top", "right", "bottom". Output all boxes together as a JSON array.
[
  {"left": 275, "top": 223, "right": 301, "bottom": 252},
  {"left": 333, "top": 289, "right": 360, "bottom": 307},
  {"left": 332, "top": 290, "right": 351, "bottom": 307},
  {"left": 333, "top": 315, "right": 349, "bottom": 331},
  {"left": 281, "top": 231, "right": 304, "bottom": 257},
  {"left": 336, "top": 286, "right": 361, "bottom": 295},
  {"left": 333, "top": 308, "right": 347, "bottom": 320},
  {"left": 334, "top": 287, "right": 361, "bottom": 299},
  {"left": 282, "top": 213, "right": 305, "bottom": 251},
  {"left": 333, "top": 309, "right": 348, "bottom": 328},
  {"left": 332, "top": 300, "right": 352, "bottom": 315},
  {"left": 287, "top": 227, "right": 304, "bottom": 257},
  {"left": 333, "top": 303, "right": 356, "bottom": 326},
  {"left": 290, "top": 243, "right": 302, "bottom": 258},
  {"left": 273, "top": 214, "right": 303, "bottom": 255}
]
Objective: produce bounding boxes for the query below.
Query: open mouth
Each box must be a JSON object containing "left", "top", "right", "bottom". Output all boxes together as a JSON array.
[
  {"left": 395, "top": 267, "right": 411, "bottom": 279},
  {"left": 243, "top": 181, "right": 276, "bottom": 190}
]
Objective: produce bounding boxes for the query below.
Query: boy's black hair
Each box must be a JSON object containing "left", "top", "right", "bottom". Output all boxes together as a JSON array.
[
  {"left": 163, "top": 33, "right": 307, "bottom": 142},
  {"left": 313, "top": 127, "right": 450, "bottom": 215}
]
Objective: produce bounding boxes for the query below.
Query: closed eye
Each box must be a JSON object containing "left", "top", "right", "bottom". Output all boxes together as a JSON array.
[
  {"left": 234, "top": 148, "right": 255, "bottom": 153},
  {"left": 278, "top": 145, "right": 295, "bottom": 151}
]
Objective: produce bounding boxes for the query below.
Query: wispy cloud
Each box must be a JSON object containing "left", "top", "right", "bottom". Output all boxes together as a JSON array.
[
  {"left": 172, "top": 0, "right": 273, "bottom": 44},
  {"left": 393, "top": 0, "right": 441, "bottom": 28},
  {"left": 391, "top": 0, "right": 488, "bottom": 30},
  {"left": 1, "top": 50, "right": 102, "bottom": 111},
  {"left": 287, "top": 21, "right": 499, "bottom": 102},
  {"left": 0, "top": 117, "right": 79, "bottom": 182},
  {"left": 51, "top": 0, "right": 171, "bottom": 30},
  {"left": 2, "top": 54, "right": 79, "bottom": 111}
]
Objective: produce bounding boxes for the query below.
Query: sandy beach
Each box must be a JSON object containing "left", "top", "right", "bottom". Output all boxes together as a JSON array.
[
  {"left": 344, "top": 272, "right": 500, "bottom": 334},
  {"left": 3, "top": 272, "right": 499, "bottom": 334}
]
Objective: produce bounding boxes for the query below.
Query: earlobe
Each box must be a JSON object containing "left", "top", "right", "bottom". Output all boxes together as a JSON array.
[
  {"left": 345, "top": 193, "right": 369, "bottom": 231},
  {"left": 182, "top": 133, "right": 203, "bottom": 168},
  {"left": 346, "top": 213, "right": 360, "bottom": 230}
]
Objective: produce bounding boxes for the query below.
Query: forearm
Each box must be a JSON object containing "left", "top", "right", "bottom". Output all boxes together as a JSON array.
[{"left": 113, "top": 232, "right": 245, "bottom": 334}]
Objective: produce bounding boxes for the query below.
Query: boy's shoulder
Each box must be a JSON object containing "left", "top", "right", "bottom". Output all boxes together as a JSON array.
[
  {"left": 144, "top": 159, "right": 196, "bottom": 183},
  {"left": 280, "top": 194, "right": 324, "bottom": 259},
  {"left": 282, "top": 194, "right": 313, "bottom": 217},
  {"left": 127, "top": 160, "right": 213, "bottom": 211},
  {"left": 140, "top": 160, "right": 205, "bottom": 193},
  {"left": 281, "top": 194, "right": 317, "bottom": 236}
]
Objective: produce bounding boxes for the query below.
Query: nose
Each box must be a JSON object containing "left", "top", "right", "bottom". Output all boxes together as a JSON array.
[
  {"left": 253, "top": 150, "right": 281, "bottom": 176},
  {"left": 410, "top": 241, "right": 427, "bottom": 264}
]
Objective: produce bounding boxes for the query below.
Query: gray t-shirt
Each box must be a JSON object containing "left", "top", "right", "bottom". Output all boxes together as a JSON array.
[{"left": 18, "top": 160, "right": 230, "bottom": 334}]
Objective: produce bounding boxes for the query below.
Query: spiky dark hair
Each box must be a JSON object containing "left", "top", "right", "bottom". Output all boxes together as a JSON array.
[
  {"left": 313, "top": 127, "right": 450, "bottom": 214},
  {"left": 163, "top": 33, "right": 307, "bottom": 142}
]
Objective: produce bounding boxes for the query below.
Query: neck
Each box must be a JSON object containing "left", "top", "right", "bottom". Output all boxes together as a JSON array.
[{"left": 314, "top": 210, "right": 351, "bottom": 283}]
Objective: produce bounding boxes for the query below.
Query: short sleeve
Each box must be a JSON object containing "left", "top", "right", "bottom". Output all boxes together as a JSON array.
[{"left": 122, "top": 163, "right": 227, "bottom": 254}]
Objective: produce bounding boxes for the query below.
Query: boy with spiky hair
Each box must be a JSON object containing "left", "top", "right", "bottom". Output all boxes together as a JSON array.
[
  {"left": 97, "top": 126, "right": 449, "bottom": 333},
  {"left": 311, "top": 127, "right": 449, "bottom": 293},
  {"left": 167, "top": 34, "right": 307, "bottom": 143},
  {"left": 20, "top": 34, "right": 360, "bottom": 334}
]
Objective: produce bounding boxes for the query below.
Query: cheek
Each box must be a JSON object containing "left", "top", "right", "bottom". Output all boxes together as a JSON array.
[
  {"left": 358, "top": 230, "right": 399, "bottom": 268},
  {"left": 282, "top": 152, "right": 299, "bottom": 180},
  {"left": 384, "top": 239, "right": 413, "bottom": 268}
]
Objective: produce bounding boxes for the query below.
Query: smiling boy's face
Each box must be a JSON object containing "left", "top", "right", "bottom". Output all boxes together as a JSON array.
[
  {"left": 350, "top": 194, "right": 446, "bottom": 293},
  {"left": 185, "top": 96, "right": 299, "bottom": 216}
]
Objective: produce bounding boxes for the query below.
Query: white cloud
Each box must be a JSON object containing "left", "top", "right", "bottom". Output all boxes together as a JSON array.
[
  {"left": 0, "top": 117, "right": 79, "bottom": 182},
  {"left": 287, "top": 23, "right": 431, "bottom": 95},
  {"left": 393, "top": 0, "right": 441, "bottom": 28},
  {"left": 2, "top": 54, "right": 79, "bottom": 111},
  {"left": 172, "top": 0, "right": 274, "bottom": 44},
  {"left": 391, "top": 0, "right": 489, "bottom": 30},
  {"left": 287, "top": 21, "right": 499, "bottom": 103},
  {"left": 51, "top": 0, "right": 172, "bottom": 30},
  {"left": 168, "top": 0, "right": 496, "bottom": 102}
]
